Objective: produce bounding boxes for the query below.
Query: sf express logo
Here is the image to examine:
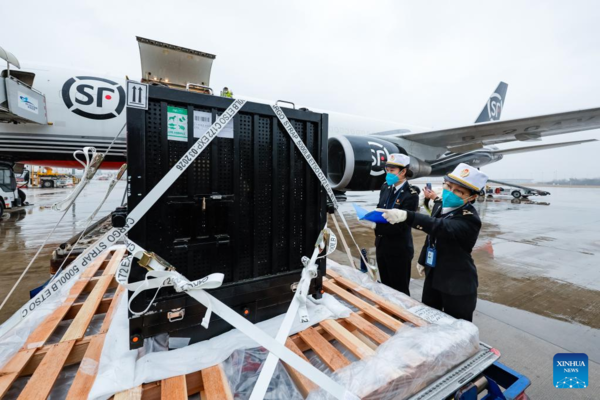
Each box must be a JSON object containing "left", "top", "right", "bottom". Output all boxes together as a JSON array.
[
  {"left": 61, "top": 76, "right": 125, "bottom": 120},
  {"left": 487, "top": 93, "right": 503, "bottom": 121},
  {"left": 369, "top": 141, "right": 390, "bottom": 176}
]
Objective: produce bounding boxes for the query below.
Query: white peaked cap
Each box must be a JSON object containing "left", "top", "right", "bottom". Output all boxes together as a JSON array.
[
  {"left": 446, "top": 163, "right": 488, "bottom": 192},
  {"left": 386, "top": 153, "right": 410, "bottom": 168}
]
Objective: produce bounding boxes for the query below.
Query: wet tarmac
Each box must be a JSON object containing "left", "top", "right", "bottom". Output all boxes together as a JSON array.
[
  {"left": 0, "top": 181, "right": 599, "bottom": 398},
  {"left": 329, "top": 185, "right": 600, "bottom": 330},
  {"left": 0, "top": 181, "right": 126, "bottom": 323}
]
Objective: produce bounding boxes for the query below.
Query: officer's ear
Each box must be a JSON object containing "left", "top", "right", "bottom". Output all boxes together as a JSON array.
[{"left": 467, "top": 191, "right": 478, "bottom": 204}]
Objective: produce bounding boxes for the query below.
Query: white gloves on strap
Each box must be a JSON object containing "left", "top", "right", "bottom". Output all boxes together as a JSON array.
[
  {"left": 376, "top": 208, "right": 408, "bottom": 224},
  {"left": 358, "top": 220, "right": 376, "bottom": 229}
]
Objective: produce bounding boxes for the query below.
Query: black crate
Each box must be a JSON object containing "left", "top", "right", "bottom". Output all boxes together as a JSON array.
[{"left": 126, "top": 86, "right": 328, "bottom": 348}]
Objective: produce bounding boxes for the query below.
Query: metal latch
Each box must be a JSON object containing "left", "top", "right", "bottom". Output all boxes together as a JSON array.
[
  {"left": 167, "top": 308, "right": 185, "bottom": 322},
  {"left": 290, "top": 282, "right": 299, "bottom": 292},
  {"left": 138, "top": 251, "right": 177, "bottom": 272}
]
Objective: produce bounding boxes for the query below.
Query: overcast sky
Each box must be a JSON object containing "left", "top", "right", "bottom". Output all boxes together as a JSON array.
[{"left": 2, "top": 0, "right": 599, "bottom": 180}]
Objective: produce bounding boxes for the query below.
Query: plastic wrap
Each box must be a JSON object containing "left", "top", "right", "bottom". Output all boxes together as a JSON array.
[
  {"left": 89, "top": 293, "right": 352, "bottom": 399},
  {"left": 223, "top": 347, "right": 303, "bottom": 400},
  {"left": 0, "top": 272, "right": 81, "bottom": 369},
  {"left": 307, "top": 320, "right": 480, "bottom": 400},
  {"left": 327, "top": 260, "right": 422, "bottom": 311}
]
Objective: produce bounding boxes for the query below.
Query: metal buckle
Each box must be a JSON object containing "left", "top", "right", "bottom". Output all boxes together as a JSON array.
[
  {"left": 167, "top": 307, "right": 185, "bottom": 322},
  {"left": 138, "top": 251, "right": 176, "bottom": 271}
]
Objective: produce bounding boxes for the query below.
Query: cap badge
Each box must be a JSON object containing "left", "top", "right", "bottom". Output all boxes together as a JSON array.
[{"left": 460, "top": 169, "right": 470, "bottom": 178}]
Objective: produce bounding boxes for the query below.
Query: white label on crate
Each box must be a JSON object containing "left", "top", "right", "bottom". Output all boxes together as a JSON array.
[
  {"left": 409, "top": 305, "right": 455, "bottom": 325},
  {"left": 194, "top": 110, "right": 233, "bottom": 139}
]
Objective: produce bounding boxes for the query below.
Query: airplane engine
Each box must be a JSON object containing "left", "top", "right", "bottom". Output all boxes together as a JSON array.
[{"left": 327, "top": 136, "right": 432, "bottom": 191}]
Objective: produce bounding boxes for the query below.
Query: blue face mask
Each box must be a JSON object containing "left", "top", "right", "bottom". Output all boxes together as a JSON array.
[
  {"left": 442, "top": 189, "right": 466, "bottom": 208},
  {"left": 386, "top": 173, "right": 400, "bottom": 186}
]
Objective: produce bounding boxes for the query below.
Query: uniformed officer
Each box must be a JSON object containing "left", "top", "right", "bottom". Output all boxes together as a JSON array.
[
  {"left": 376, "top": 163, "right": 488, "bottom": 321},
  {"left": 360, "top": 153, "right": 419, "bottom": 295}
]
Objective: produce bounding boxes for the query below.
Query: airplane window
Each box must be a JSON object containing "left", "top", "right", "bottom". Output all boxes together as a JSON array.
[{"left": 1, "top": 70, "right": 36, "bottom": 86}]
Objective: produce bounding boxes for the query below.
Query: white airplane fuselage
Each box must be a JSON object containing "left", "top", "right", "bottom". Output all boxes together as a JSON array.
[{"left": 0, "top": 64, "right": 501, "bottom": 177}]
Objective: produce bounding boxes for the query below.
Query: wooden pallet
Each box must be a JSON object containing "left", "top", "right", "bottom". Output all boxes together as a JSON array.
[{"left": 0, "top": 252, "right": 430, "bottom": 399}]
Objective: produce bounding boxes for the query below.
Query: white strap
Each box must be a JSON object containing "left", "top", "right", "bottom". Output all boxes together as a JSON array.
[
  {"left": 120, "top": 240, "right": 356, "bottom": 400},
  {"left": 270, "top": 105, "right": 376, "bottom": 279},
  {"left": 271, "top": 105, "right": 339, "bottom": 209},
  {"left": 249, "top": 228, "right": 335, "bottom": 400},
  {"left": 0, "top": 99, "right": 246, "bottom": 340},
  {"left": 52, "top": 147, "right": 104, "bottom": 212},
  {"left": 330, "top": 211, "right": 356, "bottom": 269},
  {"left": 78, "top": 164, "right": 127, "bottom": 227}
]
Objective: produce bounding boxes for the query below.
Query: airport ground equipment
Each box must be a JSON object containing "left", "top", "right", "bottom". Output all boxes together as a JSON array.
[
  {"left": 0, "top": 249, "right": 530, "bottom": 399},
  {"left": 0, "top": 161, "right": 24, "bottom": 213},
  {"left": 0, "top": 47, "right": 48, "bottom": 125},
  {"left": 485, "top": 179, "right": 550, "bottom": 199},
  {"left": 30, "top": 167, "right": 74, "bottom": 188},
  {"left": 126, "top": 85, "right": 328, "bottom": 348}
]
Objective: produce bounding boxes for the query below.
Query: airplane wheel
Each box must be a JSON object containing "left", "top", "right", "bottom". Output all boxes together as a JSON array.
[
  {"left": 42, "top": 180, "right": 54, "bottom": 188},
  {"left": 511, "top": 190, "right": 522, "bottom": 199},
  {"left": 0, "top": 202, "right": 4, "bottom": 219}
]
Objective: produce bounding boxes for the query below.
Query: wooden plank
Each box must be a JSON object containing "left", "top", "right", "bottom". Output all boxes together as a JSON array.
[
  {"left": 319, "top": 319, "right": 375, "bottom": 359},
  {"left": 298, "top": 327, "right": 350, "bottom": 371},
  {"left": 65, "top": 296, "right": 112, "bottom": 320},
  {"left": 140, "top": 382, "right": 162, "bottom": 400},
  {"left": 59, "top": 249, "right": 124, "bottom": 344},
  {"left": 24, "top": 252, "right": 108, "bottom": 348},
  {"left": 323, "top": 279, "right": 403, "bottom": 332},
  {"left": 201, "top": 365, "right": 233, "bottom": 400},
  {"left": 345, "top": 312, "right": 391, "bottom": 345},
  {"left": 0, "top": 253, "right": 110, "bottom": 397},
  {"left": 352, "top": 330, "right": 378, "bottom": 351},
  {"left": 327, "top": 270, "right": 428, "bottom": 327},
  {"left": 21, "top": 336, "right": 95, "bottom": 376},
  {"left": 100, "top": 284, "right": 125, "bottom": 333},
  {"left": 114, "top": 385, "right": 143, "bottom": 400},
  {"left": 283, "top": 338, "right": 318, "bottom": 397},
  {"left": 65, "top": 333, "right": 107, "bottom": 399},
  {"left": 80, "top": 251, "right": 112, "bottom": 279},
  {"left": 104, "top": 248, "right": 126, "bottom": 275},
  {"left": 61, "top": 275, "right": 112, "bottom": 342},
  {"left": 161, "top": 374, "right": 188, "bottom": 400},
  {"left": 185, "top": 371, "right": 204, "bottom": 397},
  {"left": 0, "top": 348, "right": 36, "bottom": 398},
  {"left": 18, "top": 340, "right": 76, "bottom": 400}
]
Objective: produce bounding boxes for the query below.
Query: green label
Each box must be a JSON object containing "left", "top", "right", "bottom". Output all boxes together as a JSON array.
[{"left": 167, "top": 106, "right": 188, "bottom": 142}]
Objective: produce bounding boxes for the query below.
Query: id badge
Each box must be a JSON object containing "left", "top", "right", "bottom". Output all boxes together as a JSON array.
[{"left": 425, "top": 247, "right": 437, "bottom": 267}]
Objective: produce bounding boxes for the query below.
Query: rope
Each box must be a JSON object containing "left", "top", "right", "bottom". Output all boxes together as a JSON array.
[{"left": 0, "top": 125, "right": 126, "bottom": 312}]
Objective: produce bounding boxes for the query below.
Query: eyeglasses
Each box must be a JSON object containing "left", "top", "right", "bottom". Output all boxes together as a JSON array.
[{"left": 443, "top": 181, "right": 471, "bottom": 199}]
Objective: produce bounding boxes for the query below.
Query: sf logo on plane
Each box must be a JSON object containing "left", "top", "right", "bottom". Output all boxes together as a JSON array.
[
  {"left": 369, "top": 141, "right": 390, "bottom": 176},
  {"left": 487, "top": 93, "right": 503, "bottom": 121},
  {"left": 62, "top": 76, "right": 126, "bottom": 120}
]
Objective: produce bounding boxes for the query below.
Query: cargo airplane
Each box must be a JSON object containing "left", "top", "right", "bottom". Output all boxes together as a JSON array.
[{"left": 1, "top": 37, "right": 599, "bottom": 198}]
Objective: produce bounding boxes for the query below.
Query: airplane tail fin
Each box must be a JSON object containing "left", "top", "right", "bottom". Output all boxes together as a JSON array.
[{"left": 475, "top": 82, "right": 508, "bottom": 123}]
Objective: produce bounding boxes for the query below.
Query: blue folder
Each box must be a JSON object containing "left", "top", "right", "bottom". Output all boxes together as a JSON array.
[{"left": 353, "top": 204, "right": 388, "bottom": 224}]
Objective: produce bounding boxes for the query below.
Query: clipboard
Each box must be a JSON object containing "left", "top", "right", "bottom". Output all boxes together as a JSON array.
[{"left": 352, "top": 204, "right": 388, "bottom": 224}]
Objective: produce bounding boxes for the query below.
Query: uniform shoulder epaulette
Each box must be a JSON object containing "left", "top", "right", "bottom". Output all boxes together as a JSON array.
[
  {"left": 410, "top": 186, "right": 419, "bottom": 195},
  {"left": 463, "top": 210, "right": 473, "bottom": 215}
]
